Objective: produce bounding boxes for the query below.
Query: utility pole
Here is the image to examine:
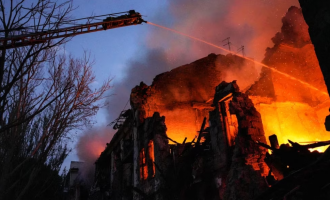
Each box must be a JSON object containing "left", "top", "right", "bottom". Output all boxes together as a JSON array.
[
  {"left": 222, "top": 37, "right": 232, "bottom": 51},
  {"left": 237, "top": 45, "right": 245, "bottom": 57}
]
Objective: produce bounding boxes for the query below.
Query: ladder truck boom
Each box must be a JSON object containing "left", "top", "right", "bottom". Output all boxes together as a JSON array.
[{"left": 0, "top": 10, "right": 146, "bottom": 49}]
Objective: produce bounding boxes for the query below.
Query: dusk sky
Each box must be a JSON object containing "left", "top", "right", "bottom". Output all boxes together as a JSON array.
[{"left": 62, "top": 0, "right": 299, "bottom": 171}]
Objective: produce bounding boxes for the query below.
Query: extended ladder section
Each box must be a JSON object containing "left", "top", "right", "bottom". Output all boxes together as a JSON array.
[{"left": 0, "top": 10, "right": 146, "bottom": 49}]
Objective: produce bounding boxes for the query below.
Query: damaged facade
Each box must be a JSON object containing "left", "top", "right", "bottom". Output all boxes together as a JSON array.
[
  {"left": 91, "top": 79, "right": 269, "bottom": 200},
  {"left": 90, "top": 5, "right": 330, "bottom": 200}
]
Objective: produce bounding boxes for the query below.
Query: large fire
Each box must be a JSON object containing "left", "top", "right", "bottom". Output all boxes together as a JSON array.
[
  {"left": 158, "top": 107, "right": 207, "bottom": 143},
  {"left": 143, "top": 7, "right": 330, "bottom": 151},
  {"left": 248, "top": 7, "right": 330, "bottom": 152},
  {"left": 255, "top": 101, "right": 330, "bottom": 152}
]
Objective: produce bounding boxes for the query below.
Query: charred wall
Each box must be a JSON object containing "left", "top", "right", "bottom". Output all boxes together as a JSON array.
[
  {"left": 209, "top": 81, "right": 268, "bottom": 200},
  {"left": 133, "top": 112, "right": 170, "bottom": 200},
  {"left": 91, "top": 110, "right": 134, "bottom": 200},
  {"left": 130, "top": 53, "right": 258, "bottom": 143},
  {"left": 91, "top": 110, "right": 171, "bottom": 200},
  {"left": 92, "top": 78, "right": 270, "bottom": 200},
  {"left": 130, "top": 81, "right": 269, "bottom": 200}
]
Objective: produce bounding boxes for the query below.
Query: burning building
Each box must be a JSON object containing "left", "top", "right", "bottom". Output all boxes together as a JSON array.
[{"left": 90, "top": 6, "right": 330, "bottom": 200}]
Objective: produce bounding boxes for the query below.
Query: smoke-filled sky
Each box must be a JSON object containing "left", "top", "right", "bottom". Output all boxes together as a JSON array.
[{"left": 63, "top": 0, "right": 300, "bottom": 171}]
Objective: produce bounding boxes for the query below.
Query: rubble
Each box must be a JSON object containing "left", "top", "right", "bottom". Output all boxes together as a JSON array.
[{"left": 255, "top": 137, "right": 330, "bottom": 200}]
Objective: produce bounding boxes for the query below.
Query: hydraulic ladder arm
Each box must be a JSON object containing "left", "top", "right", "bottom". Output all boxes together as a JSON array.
[{"left": 0, "top": 10, "right": 146, "bottom": 49}]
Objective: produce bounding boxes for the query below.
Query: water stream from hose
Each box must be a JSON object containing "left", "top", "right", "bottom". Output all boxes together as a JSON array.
[{"left": 147, "top": 21, "right": 328, "bottom": 97}]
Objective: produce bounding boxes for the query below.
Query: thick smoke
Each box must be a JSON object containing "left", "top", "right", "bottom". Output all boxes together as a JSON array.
[
  {"left": 271, "top": 6, "right": 310, "bottom": 48},
  {"left": 76, "top": 127, "right": 115, "bottom": 184},
  {"left": 106, "top": 48, "right": 188, "bottom": 121},
  {"left": 218, "top": 57, "right": 260, "bottom": 91},
  {"left": 106, "top": 0, "right": 300, "bottom": 121},
  {"left": 148, "top": 0, "right": 300, "bottom": 63}
]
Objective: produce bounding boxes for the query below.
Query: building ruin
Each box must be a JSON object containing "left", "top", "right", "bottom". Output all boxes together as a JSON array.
[{"left": 89, "top": 6, "right": 330, "bottom": 200}]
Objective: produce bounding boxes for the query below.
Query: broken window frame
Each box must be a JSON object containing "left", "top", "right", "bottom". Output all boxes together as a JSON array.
[
  {"left": 139, "top": 148, "right": 148, "bottom": 180},
  {"left": 219, "top": 94, "right": 239, "bottom": 147},
  {"left": 148, "top": 140, "right": 156, "bottom": 178}
]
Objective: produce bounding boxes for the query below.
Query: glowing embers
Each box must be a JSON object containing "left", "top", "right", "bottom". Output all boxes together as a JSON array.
[
  {"left": 258, "top": 101, "right": 330, "bottom": 152},
  {"left": 139, "top": 140, "right": 155, "bottom": 180}
]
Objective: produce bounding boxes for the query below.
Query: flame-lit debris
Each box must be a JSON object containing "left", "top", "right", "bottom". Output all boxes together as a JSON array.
[
  {"left": 257, "top": 135, "right": 330, "bottom": 181},
  {"left": 255, "top": 140, "right": 330, "bottom": 200}
]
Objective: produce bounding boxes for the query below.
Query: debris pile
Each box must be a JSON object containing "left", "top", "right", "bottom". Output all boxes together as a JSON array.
[{"left": 256, "top": 136, "right": 330, "bottom": 199}]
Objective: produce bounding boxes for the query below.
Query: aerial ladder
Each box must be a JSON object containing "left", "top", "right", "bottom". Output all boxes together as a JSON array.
[{"left": 0, "top": 10, "right": 146, "bottom": 49}]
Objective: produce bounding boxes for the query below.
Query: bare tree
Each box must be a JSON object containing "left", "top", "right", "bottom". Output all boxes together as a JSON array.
[
  {"left": 0, "top": 51, "right": 112, "bottom": 200},
  {"left": 0, "top": 0, "right": 74, "bottom": 130},
  {"left": 0, "top": 1, "right": 112, "bottom": 199}
]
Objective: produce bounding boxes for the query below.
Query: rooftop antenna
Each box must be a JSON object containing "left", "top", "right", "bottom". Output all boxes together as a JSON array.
[
  {"left": 237, "top": 45, "right": 245, "bottom": 57},
  {"left": 222, "top": 37, "right": 232, "bottom": 51}
]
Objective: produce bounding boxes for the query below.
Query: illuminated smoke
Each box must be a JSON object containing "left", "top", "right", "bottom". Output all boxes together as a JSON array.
[
  {"left": 148, "top": 0, "right": 300, "bottom": 63},
  {"left": 76, "top": 127, "right": 115, "bottom": 184}
]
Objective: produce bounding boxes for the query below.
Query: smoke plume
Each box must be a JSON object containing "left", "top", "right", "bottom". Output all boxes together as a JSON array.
[
  {"left": 76, "top": 127, "right": 115, "bottom": 184},
  {"left": 105, "top": 0, "right": 299, "bottom": 121}
]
